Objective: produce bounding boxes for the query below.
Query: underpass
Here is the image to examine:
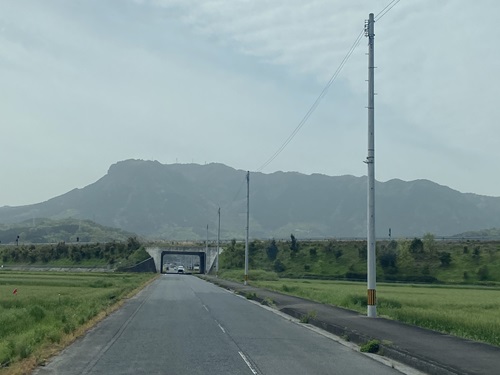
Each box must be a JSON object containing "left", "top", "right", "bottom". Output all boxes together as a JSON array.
[{"left": 146, "top": 246, "right": 220, "bottom": 274}]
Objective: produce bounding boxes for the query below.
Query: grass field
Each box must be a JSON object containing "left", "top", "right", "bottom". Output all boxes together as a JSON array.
[
  {"left": 0, "top": 271, "right": 157, "bottom": 373},
  {"left": 252, "top": 278, "right": 500, "bottom": 347}
]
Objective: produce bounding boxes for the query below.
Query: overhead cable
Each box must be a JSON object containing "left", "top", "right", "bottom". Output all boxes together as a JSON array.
[
  {"left": 256, "top": 28, "right": 365, "bottom": 172},
  {"left": 375, "top": 0, "right": 401, "bottom": 21}
]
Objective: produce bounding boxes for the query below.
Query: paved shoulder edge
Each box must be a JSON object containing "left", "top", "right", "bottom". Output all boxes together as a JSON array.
[{"left": 198, "top": 276, "right": 477, "bottom": 375}]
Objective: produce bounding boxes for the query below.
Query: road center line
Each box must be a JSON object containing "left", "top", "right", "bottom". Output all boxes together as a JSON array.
[
  {"left": 216, "top": 321, "right": 226, "bottom": 334},
  {"left": 202, "top": 304, "right": 209, "bottom": 312},
  {"left": 238, "top": 351, "right": 258, "bottom": 375}
]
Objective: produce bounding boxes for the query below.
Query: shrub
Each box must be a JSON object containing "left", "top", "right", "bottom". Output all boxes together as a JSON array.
[
  {"left": 273, "top": 259, "right": 286, "bottom": 273},
  {"left": 438, "top": 252, "right": 452, "bottom": 267},
  {"left": 477, "top": 266, "right": 490, "bottom": 281},
  {"left": 360, "top": 339, "right": 380, "bottom": 353},
  {"left": 299, "top": 310, "right": 317, "bottom": 323},
  {"left": 245, "top": 292, "right": 257, "bottom": 300}
]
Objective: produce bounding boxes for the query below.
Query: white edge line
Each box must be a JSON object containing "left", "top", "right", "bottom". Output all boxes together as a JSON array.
[
  {"left": 238, "top": 351, "right": 258, "bottom": 375},
  {"left": 244, "top": 298, "right": 427, "bottom": 375}
]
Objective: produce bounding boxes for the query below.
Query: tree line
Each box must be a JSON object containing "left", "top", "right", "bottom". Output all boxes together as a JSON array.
[{"left": 0, "top": 237, "right": 143, "bottom": 266}]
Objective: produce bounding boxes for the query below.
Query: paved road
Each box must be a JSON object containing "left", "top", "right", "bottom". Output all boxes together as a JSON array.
[{"left": 35, "top": 275, "right": 403, "bottom": 375}]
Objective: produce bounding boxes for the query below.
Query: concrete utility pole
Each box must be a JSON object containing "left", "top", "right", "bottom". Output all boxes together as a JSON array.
[
  {"left": 216, "top": 207, "right": 220, "bottom": 278},
  {"left": 244, "top": 171, "right": 250, "bottom": 285},
  {"left": 365, "top": 12, "right": 377, "bottom": 318},
  {"left": 205, "top": 224, "right": 209, "bottom": 274}
]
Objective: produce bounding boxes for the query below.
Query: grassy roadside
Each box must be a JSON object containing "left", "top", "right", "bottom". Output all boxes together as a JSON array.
[
  {"left": 0, "top": 271, "right": 157, "bottom": 375},
  {"left": 250, "top": 278, "right": 500, "bottom": 347}
]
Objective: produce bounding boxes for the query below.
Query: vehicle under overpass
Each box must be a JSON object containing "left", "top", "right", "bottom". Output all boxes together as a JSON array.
[{"left": 146, "top": 246, "right": 220, "bottom": 274}]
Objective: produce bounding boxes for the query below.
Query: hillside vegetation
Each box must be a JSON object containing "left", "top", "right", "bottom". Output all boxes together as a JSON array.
[
  {"left": 0, "top": 218, "right": 136, "bottom": 244},
  {"left": 220, "top": 235, "right": 500, "bottom": 284},
  {"left": 0, "top": 238, "right": 150, "bottom": 269}
]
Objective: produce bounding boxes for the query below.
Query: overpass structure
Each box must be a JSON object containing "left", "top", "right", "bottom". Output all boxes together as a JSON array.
[{"left": 146, "top": 246, "right": 221, "bottom": 274}]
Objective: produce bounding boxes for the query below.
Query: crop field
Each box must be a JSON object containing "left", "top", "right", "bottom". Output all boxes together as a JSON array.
[
  {"left": 0, "top": 271, "right": 156, "bottom": 373},
  {"left": 252, "top": 279, "right": 500, "bottom": 347}
]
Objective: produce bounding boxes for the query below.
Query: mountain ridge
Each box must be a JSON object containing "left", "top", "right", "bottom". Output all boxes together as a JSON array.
[{"left": 0, "top": 159, "right": 499, "bottom": 239}]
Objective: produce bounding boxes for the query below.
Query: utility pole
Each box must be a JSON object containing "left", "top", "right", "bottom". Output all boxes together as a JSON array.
[
  {"left": 365, "top": 12, "right": 377, "bottom": 318},
  {"left": 244, "top": 171, "right": 250, "bottom": 285},
  {"left": 205, "top": 224, "right": 209, "bottom": 274},
  {"left": 216, "top": 207, "right": 220, "bottom": 278}
]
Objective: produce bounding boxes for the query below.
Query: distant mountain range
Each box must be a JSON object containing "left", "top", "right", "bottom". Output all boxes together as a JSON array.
[{"left": 0, "top": 159, "right": 499, "bottom": 240}]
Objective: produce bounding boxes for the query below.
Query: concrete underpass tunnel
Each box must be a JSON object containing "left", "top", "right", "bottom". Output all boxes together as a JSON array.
[{"left": 160, "top": 251, "right": 206, "bottom": 274}]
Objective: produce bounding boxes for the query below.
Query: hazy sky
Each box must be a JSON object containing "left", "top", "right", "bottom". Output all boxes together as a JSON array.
[{"left": 1, "top": 0, "right": 499, "bottom": 207}]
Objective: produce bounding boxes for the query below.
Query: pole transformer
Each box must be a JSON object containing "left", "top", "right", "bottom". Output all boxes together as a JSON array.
[
  {"left": 365, "top": 12, "right": 377, "bottom": 318},
  {"left": 244, "top": 171, "right": 250, "bottom": 285}
]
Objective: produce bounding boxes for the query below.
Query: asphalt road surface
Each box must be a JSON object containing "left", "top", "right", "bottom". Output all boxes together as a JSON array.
[{"left": 35, "top": 275, "right": 403, "bottom": 375}]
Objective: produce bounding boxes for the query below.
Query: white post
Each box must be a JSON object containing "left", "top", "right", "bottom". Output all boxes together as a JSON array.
[
  {"left": 365, "top": 12, "right": 377, "bottom": 318},
  {"left": 216, "top": 207, "right": 220, "bottom": 277},
  {"left": 244, "top": 171, "right": 249, "bottom": 285}
]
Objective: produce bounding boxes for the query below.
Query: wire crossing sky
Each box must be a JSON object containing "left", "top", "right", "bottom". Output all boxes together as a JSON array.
[
  {"left": 257, "top": 0, "right": 401, "bottom": 172},
  {"left": 0, "top": 0, "right": 499, "bottom": 207}
]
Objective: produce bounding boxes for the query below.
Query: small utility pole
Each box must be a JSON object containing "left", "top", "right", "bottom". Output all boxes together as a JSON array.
[
  {"left": 205, "top": 224, "right": 209, "bottom": 274},
  {"left": 244, "top": 171, "right": 250, "bottom": 285},
  {"left": 365, "top": 12, "right": 377, "bottom": 318},
  {"left": 216, "top": 207, "right": 220, "bottom": 277}
]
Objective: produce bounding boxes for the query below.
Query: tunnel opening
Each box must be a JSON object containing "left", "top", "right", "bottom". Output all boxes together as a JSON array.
[{"left": 160, "top": 251, "right": 206, "bottom": 274}]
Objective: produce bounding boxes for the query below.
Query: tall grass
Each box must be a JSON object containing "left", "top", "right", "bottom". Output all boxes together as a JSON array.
[
  {"left": 218, "top": 269, "right": 279, "bottom": 282},
  {"left": 0, "top": 271, "right": 156, "bottom": 369},
  {"left": 253, "top": 279, "right": 500, "bottom": 347}
]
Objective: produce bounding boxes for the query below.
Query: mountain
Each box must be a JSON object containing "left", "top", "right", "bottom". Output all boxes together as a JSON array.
[{"left": 0, "top": 159, "right": 499, "bottom": 240}]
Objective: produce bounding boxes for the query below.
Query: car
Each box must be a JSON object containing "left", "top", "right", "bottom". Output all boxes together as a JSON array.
[{"left": 177, "top": 265, "right": 185, "bottom": 273}]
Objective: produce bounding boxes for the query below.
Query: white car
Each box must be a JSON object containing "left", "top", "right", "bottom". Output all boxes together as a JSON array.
[{"left": 177, "top": 265, "right": 185, "bottom": 273}]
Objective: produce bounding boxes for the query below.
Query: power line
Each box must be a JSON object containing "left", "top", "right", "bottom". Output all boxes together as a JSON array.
[
  {"left": 255, "top": 1, "right": 401, "bottom": 173},
  {"left": 375, "top": 0, "right": 401, "bottom": 21},
  {"left": 256, "top": 28, "right": 365, "bottom": 172}
]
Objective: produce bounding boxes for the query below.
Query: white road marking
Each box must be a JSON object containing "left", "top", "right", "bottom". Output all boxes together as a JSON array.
[
  {"left": 245, "top": 298, "right": 427, "bottom": 375},
  {"left": 217, "top": 322, "right": 226, "bottom": 334},
  {"left": 238, "top": 351, "right": 258, "bottom": 375},
  {"left": 202, "top": 304, "right": 209, "bottom": 312}
]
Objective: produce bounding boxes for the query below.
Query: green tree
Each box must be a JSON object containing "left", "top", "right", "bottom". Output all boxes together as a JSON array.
[
  {"left": 273, "top": 259, "right": 286, "bottom": 273},
  {"left": 409, "top": 238, "right": 424, "bottom": 254},
  {"left": 477, "top": 265, "right": 489, "bottom": 281},
  {"left": 423, "top": 233, "right": 436, "bottom": 253},
  {"left": 309, "top": 247, "right": 317, "bottom": 259},
  {"left": 438, "top": 252, "right": 452, "bottom": 267},
  {"left": 127, "top": 237, "right": 141, "bottom": 251},
  {"left": 266, "top": 239, "right": 278, "bottom": 261},
  {"left": 290, "top": 234, "right": 299, "bottom": 254},
  {"left": 472, "top": 247, "right": 481, "bottom": 261},
  {"left": 334, "top": 249, "right": 343, "bottom": 260}
]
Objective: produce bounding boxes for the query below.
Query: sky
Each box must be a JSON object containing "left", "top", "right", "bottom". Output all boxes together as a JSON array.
[{"left": 1, "top": 0, "right": 499, "bottom": 207}]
